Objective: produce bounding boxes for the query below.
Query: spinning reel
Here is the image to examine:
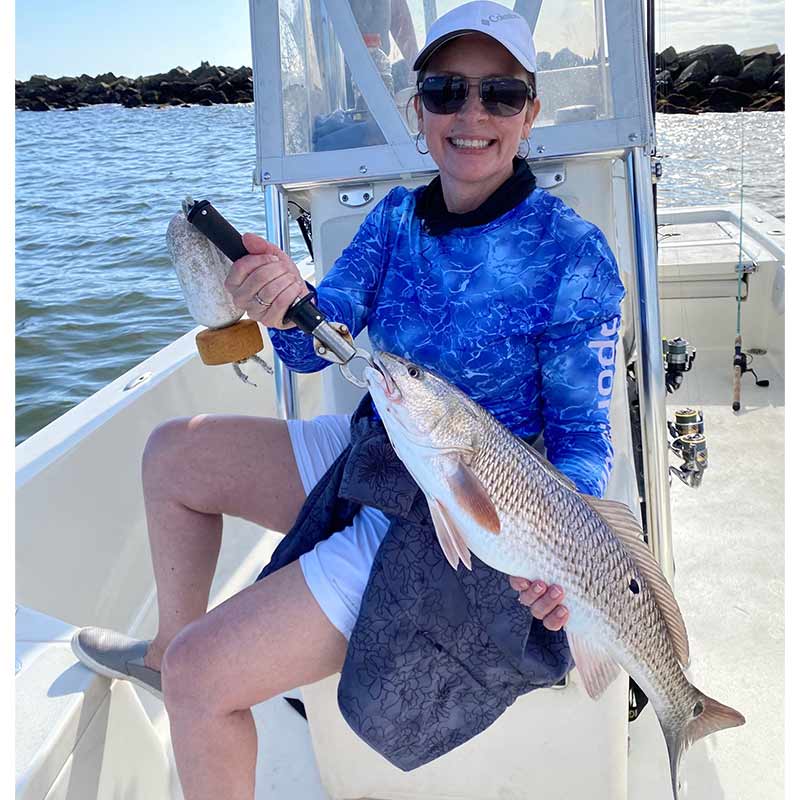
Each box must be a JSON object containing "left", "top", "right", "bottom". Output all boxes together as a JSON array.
[
  {"left": 662, "top": 337, "right": 696, "bottom": 393},
  {"left": 667, "top": 408, "right": 707, "bottom": 488}
]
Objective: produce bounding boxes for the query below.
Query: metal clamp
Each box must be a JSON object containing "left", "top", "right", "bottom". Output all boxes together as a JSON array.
[{"left": 312, "top": 321, "right": 375, "bottom": 388}]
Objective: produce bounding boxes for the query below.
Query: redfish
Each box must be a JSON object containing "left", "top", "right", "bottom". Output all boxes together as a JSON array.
[{"left": 365, "top": 350, "right": 744, "bottom": 799}]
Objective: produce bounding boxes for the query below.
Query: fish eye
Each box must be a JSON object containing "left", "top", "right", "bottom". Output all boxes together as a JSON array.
[{"left": 407, "top": 366, "right": 421, "bottom": 379}]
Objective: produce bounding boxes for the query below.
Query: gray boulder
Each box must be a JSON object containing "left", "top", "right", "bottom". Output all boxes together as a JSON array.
[
  {"left": 190, "top": 61, "right": 225, "bottom": 84},
  {"left": 27, "top": 74, "right": 53, "bottom": 87},
  {"left": 706, "top": 87, "right": 752, "bottom": 112},
  {"left": 656, "top": 46, "right": 678, "bottom": 69},
  {"left": 676, "top": 59, "right": 710, "bottom": 85},
  {"left": 740, "top": 55, "right": 775, "bottom": 88},
  {"left": 228, "top": 66, "right": 253, "bottom": 89},
  {"left": 709, "top": 75, "right": 744, "bottom": 91},
  {"left": 673, "top": 80, "right": 705, "bottom": 100},
  {"left": 26, "top": 96, "right": 52, "bottom": 111},
  {"left": 676, "top": 44, "right": 738, "bottom": 75},
  {"left": 189, "top": 84, "right": 228, "bottom": 103}
]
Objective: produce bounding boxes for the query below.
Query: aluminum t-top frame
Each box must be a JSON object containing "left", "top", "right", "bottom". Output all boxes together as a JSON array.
[{"left": 249, "top": 0, "right": 655, "bottom": 188}]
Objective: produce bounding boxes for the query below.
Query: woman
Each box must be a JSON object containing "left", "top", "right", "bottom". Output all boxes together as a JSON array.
[{"left": 72, "top": 3, "right": 625, "bottom": 798}]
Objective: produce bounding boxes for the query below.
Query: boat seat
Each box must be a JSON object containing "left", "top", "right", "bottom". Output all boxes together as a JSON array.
[
  {"left": 299, "top": 340, "right": 638, "bottom": 800},
  {"left": 15, "top": 606, "right": 172, "bottom": 800}
]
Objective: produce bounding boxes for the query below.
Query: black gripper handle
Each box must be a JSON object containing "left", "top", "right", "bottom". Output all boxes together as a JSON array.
[
  {"left": 186, "top": 199, "right": 249, "bottom": 262},
  {"left": 185, "top": 199, "right": 320, "bottom": 331}
]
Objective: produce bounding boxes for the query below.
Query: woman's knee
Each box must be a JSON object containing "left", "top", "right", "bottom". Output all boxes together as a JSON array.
[
  {"left": 161, "top": 617, "right": 272, "bottom": 715},
  {"left": 161, "top": 619, "right": 218, "bottom": 711},
  {"left": 141, "top": 416, "right": 206, "bottom": 494}
]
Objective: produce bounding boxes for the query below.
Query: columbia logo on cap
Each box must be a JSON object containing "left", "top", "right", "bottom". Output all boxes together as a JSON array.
[{"left": 481, "top": 13, "right": 520, "bottom": 26}]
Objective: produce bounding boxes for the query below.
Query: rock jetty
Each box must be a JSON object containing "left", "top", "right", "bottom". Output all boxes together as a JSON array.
[
  {"left": 15, "top": 62, "right": 254, "bottom": 111},
  {"left": 15, "top": 45, "right": 784, "bottom": 113},
  {"left": 655, "top": 44, "right": 784, "bottom": 113}
]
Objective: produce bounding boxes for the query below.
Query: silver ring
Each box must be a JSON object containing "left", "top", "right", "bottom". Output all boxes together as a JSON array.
[{"left": 254, "top": 291, "right": 271, "bottom": 309}]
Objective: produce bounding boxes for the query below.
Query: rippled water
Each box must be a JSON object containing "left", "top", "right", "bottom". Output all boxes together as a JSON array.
[{"left": 15, "top": 107, "right": 784, "bottom": 444}]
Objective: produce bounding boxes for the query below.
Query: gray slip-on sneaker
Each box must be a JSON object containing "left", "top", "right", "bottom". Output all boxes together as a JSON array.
[{"left": 71, "top": 627, "right": 162, "bottom": 699}]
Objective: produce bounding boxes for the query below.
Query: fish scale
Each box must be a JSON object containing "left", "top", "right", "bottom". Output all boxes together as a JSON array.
[{"left": 366, "top": 350, "right": 745, "bottom": 799}]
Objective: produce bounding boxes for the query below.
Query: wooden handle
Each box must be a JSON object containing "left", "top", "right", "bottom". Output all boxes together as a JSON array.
[
  {"left": 732, "top": 335, "right": 743, "bottom": 411},
  {"left": 732, "top": 365, "right": 742, "bottom": 411},
  {"left": 195, "top": 319, "right": 264, "bottom": 365}
]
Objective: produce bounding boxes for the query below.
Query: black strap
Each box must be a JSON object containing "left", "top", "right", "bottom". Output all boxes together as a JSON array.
[{"left": 415, "top": 156, "right": 537, "bottom": 236}]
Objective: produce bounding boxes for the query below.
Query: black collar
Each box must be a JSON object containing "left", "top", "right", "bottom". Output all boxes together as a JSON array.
[{"left": 415, "top": 156, "right": 537, "bottom": 236}]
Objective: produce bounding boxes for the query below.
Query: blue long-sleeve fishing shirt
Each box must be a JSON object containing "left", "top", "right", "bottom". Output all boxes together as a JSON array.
[
  {"left": 260, "top": 184, "right": 627, "bottom": 769},
  {"left": 270, "top": 184, "right": 626, "bottom": 495}
]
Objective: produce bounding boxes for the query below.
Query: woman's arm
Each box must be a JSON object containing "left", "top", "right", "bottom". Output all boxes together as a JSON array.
[
  {"left": 265, "top": 191, "right": 398, "bottom": 372},
  {"left": 511, "top": 227, "right": 626, "bottom": 630},
  {"left": 538, "top": 229, "right": 626, "bottom": 496}
]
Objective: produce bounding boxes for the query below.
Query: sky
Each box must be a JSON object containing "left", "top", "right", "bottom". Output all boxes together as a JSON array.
[{"left": 15, "top": 0, "right": 785, "bottom": 81}]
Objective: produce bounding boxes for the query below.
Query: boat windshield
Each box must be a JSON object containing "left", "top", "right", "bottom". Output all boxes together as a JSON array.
[{"left": 279, "top": 0, "right": 613, "bottom": 156}]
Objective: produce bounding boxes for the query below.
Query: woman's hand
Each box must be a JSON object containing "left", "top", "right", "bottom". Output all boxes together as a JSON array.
[
  {"left": 224, "top": 233, "right": 308, "bottom": 330},
  {"left": 509, "top": 576, "right": 569, "bottom": 631}
]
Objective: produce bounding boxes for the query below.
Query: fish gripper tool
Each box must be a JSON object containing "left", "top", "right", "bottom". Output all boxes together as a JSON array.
[{"left": 184, "top": 198, "right": 374, "bottom": 389}]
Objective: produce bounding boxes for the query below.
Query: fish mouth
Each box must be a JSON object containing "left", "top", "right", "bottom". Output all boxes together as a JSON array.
[
  {"left": 376, "top": 354, "right": 402, "bottom": 402},
  {"left": 372, "top": 352, "right": 402, "bottom": 402}
]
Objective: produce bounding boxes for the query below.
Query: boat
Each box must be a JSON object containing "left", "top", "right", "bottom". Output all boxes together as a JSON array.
[{"left": 15, "top": 0, "right": 784, "bottom": 798}]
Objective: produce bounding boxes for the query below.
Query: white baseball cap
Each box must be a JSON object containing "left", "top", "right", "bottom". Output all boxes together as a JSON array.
[{"left": 413, "top": 1, "right": 538, "bottom": 74}]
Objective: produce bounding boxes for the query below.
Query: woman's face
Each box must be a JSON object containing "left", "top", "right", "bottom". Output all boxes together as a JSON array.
[{"left": 415, "top": 34, "right": 540, "bottom": 197}]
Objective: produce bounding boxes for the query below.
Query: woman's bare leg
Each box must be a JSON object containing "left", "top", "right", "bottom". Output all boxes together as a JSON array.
[
  {"left": 140, "top": 414, "right": 307, "bottom": 668},
  {"left": 161, "top": 559, "right": 347, "bottom": 800}
]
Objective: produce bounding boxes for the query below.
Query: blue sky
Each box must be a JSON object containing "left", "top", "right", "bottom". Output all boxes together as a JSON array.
[{"left": 15, "top": 0, "right": 784, "bottom": 81}]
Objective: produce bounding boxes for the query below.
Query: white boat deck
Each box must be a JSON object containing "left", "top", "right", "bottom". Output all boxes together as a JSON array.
[{"left": 628, "top": 345, "right": 784, "bottom": 800}]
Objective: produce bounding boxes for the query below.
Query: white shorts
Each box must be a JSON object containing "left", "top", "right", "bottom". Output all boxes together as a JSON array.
[{"left": 288, "top": 414, "right": 391, "bottom": 640}]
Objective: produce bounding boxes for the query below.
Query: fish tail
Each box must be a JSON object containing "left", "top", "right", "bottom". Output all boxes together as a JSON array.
[{"left": 663, "top": 688, "right": 746, "bottom": 799}]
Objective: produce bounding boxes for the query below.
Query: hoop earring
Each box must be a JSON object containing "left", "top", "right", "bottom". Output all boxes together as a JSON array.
[
  {"left": 517, "top": 138, "right": 531, "bottom": 159},
  {"left": 415, "top": 132, "right": 429, "bottom": 155}
]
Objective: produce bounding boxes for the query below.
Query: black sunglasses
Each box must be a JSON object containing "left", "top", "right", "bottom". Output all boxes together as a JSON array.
[{"left": 417, "top": 75, "right": 536, "bottom": 117}]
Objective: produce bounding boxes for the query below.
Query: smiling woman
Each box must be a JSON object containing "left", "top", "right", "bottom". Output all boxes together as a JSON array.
[{"left": 69, "top": 3, "right": 626, "bottom": 798}]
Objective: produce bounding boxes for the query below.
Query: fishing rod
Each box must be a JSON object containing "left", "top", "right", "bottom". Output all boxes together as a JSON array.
[{"left": 731, "top": 111, "right": 770, "bottom": 412}]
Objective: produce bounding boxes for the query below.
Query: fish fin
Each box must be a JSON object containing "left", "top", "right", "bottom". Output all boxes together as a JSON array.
[
  {"left": 684, "top": 690, "right": 746, "bottom": 747},
  {"left": 581, "top": 495, "right": 691, "bottom": 670},
  {"left": 425, "top": 495, "right": 461, "bottom": 570},
  {"left": 662, "top": 689, "right": 745, "bottom": 800},
  {"left": 520, "top": 440, "right": 579, "bottom": 492},
  {"left": 435, "top": 500, "right": 473, "bottom": 570},
  {"left": 426, "top": 497, "right": 473, "bottom": 571},
  {"left": 444, "top": 460, "right": 501, "bottom": 535},
  {"left": 565, "top": 628, "right": 621, "bottom": 699}
]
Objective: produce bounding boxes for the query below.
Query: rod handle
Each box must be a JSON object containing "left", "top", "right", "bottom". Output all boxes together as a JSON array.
[
  {"left": 732, "top": 335, "right": 743, "bottom": 411},
  {"left": 732, "top": 366, "right": 742, "bottom": 411}
]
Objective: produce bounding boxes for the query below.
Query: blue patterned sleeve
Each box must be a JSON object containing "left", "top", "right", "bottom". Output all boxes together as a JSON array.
[
  {"left": 538, "top": 229, "right": 626, "bottom": 497},
  {"left": 268, "top": 190, "right": 399, "bottom": 372}
]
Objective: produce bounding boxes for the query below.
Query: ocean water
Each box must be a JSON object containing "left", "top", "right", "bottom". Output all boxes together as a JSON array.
[{"left": 15, "top": 106, "right": 784, "bottom": 444}]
